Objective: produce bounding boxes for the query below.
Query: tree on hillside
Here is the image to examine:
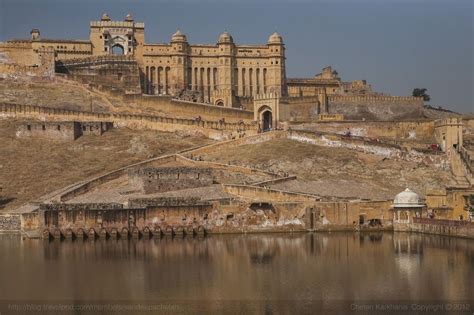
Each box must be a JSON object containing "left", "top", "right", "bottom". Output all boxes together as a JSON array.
[{"left": 412, "top": 88, "right": 431, "bottom": 102}]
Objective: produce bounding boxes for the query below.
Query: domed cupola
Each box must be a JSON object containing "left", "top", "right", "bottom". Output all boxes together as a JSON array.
[
  {"left": 101, "top": 13, "right": 111, "bottom": 21},
  {"left": 218, "top": 31, "right": 233, "bottom": 44},
  {"left": 124, "top": 13, "right": 134, "bottom": 22},
  {"left": 268, "top": 32, "right": 283, "bottom": 44},
  {"left": 393, "top": 188, "right": 424, "bottom": 208},
  {"left": 171, "top": 29, "right": 187, "bottom": 43}
]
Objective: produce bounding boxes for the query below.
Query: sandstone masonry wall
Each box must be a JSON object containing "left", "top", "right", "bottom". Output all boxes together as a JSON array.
[
  {"left": 0, "top": 103, "right": 257, "bottom": 140},
  {"left": 128, "top": 167, "right": 214, "bottom": 193},
  {"left": 292, "top": 120, "right": 435, "bottom": 140},
  {"left": 0, "top": 214, "right": 21, "bottom": 232},
  {"left": 327, "top": 95, "right": 424, "bottom": 120}
]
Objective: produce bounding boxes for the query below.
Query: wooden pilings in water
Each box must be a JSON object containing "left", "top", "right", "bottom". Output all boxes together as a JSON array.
[{"left": 41, "top": 225, "right": 206, "bottom": 241}]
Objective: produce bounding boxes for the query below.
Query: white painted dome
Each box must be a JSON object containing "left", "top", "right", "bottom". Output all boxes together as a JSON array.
[
  {"left": 393, "top": 188, "right": 424, "bottom": 208},
  {"left": 218, "top": 31, "right": 233, "bottom": 44},
  {"left": 101, "top": 13, "right": 111, "bottom": 21},
  {"left": 171, "top": 29, "right": 187, "bottom": 42},
  {"left": 268, "top": 32, "right": 283, "bottom": 44}
]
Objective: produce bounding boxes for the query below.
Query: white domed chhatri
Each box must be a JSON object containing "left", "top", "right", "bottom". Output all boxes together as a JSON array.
[
  {"left": 218, "top": 31, "right": 233, "bottom": 44},
  {"left": 171, "top": 29, "right": 187, "bottom": 42},
  {"left": 268, "top": 32, "right": 283, "bottom": 44},
  {"left": 101, "top": 13, "right": 111, "bottom": 21},
  {"left": 393, "top": 188, "right": 424, "bottom": 208}
]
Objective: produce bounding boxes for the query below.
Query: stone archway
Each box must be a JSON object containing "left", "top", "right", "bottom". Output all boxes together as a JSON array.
[
  {"left": 112, "top": 44, "right": 124, "bottom": 55},
  {"left": 257, "top": 105, "right": 273, "bottom": 132},
  {"left": 262, "top": 110, "right": 272, "bottom": 131}
]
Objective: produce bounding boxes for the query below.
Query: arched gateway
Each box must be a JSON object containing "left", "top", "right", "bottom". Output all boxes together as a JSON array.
[
  {"left": 262, "top": 110, "right": 272, "bottom": 131},
  {"left": 257, "top": 105, "right": 273, "bottom": 132}
]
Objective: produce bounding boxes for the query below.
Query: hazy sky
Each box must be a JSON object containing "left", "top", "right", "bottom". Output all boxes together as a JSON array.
[{"left": 0, "top": 0, "right": 472, "bottom": 113}]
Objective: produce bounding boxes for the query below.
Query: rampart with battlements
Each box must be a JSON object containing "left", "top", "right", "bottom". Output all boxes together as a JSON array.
[{"left": 0, "top": 103, "right": 257, "bottom": 140}]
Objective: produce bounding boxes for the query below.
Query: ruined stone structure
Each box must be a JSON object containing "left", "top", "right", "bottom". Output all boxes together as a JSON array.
[
  {"left": 16, "top": 121, "right": 112, "bottom": 140},
  {"left": 128, "top": 167, "right": 214, "bottom": 193},
  {"left": 0, "top": 13, "right": 424, "bottom": 125}
]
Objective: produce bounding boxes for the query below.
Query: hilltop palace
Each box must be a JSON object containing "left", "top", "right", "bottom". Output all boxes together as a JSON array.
[
  {"left": 0, "top": 13, "right": 424, "bottom": 130},
  {"left": 0, "top": 13, "right": 473, "bottom": 239}
]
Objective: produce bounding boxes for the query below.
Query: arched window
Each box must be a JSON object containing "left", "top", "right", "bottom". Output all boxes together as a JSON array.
[{"left": 112, "top": 44, "right": 124, "bottom": 55}]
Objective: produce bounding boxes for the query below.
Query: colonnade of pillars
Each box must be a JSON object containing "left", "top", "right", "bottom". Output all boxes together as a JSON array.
[
  {"left": 237, "top": 67, "right": 267, "bottom": 97},
  {"left": 144, "top": 66, "right": 269, "bottom": 100},
  {"left": 145, "top": 66, "right": 170, "bottom": 95},
  {"left": 188, "top": 67, "right": 218, "bottom": 103}
]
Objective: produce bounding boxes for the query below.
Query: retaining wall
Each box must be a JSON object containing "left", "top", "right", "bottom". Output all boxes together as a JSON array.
[
  {"left": 0, "top": 214, "right": 21, "bottom": 232},
  {"left": 411, "top": 218, "right": 474, "bottom": 239}
]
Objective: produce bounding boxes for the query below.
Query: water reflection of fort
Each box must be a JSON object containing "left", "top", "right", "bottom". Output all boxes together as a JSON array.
[{"left": 3, "top": 232, "right": 472, "bottom": 306}]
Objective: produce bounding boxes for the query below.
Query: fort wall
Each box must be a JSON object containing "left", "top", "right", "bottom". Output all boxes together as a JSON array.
[
  {"left": 0, "top": 103, "right": 257, "bottom": 139},
  {"left": 327, "top": 95, "right": 424, "bottom": 120},
  {"left": 123, "top": 94, "right": 255, "bottom": 122},
  {"left": 292, "top": 120, "right": 435, "bottom": 140},
  {"left": 15, "top": 121, "right": 113, "bottom": 140},
  {"left": 0, "top": 41, "right": 37, "bottom": 65}
]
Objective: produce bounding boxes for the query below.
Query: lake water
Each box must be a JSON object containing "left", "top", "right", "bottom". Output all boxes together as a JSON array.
[{"left": 0, "top": 232, "right": 473, "bottom": 314}]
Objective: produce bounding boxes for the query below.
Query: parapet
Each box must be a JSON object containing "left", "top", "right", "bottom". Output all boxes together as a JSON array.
[
  {"left": 254, "top": 92, "right": 281, "bottom": 100},
  {"left": 128, "top": 197, "right": 211, "bottom": 208},
  {"left": 40, "top": 203, "right": 123, "bottom": 211},
  {"left": 90, "top": 20, "right": 144, "bottom": 29}
]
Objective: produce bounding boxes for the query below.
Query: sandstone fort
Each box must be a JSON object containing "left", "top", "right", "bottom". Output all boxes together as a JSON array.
[{"left": 0, "top": 13, "right": 473, "bottom": 240}]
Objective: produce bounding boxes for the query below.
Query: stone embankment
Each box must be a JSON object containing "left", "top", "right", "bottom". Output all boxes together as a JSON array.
[{"left": 411, "top": 218, "right": 474, "bottom": 239}]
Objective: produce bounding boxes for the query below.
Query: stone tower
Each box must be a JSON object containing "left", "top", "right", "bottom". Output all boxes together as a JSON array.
[
  {"left": 170, "top": 30, "right": 189, "bottom": 95},
  {"left": 216, "top": 32, "right": 236, "bottom": 107},
  {"left": 266, "top": 32, "right": 287, "bottom": 96}
]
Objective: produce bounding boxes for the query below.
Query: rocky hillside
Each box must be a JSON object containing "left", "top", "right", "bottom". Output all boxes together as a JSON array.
[
  {"left": 200, "top": 138, "right": 455, "bottom": 200},
  {"left": 0, "top": 119, "right": 213, "bottom": 212}
]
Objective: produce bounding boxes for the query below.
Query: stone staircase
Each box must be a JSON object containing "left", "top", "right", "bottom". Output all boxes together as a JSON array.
[{"left": 450, "top": 147, "right": 473, "bottom": 188}]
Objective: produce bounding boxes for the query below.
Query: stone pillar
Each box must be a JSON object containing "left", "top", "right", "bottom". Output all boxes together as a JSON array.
[
  {"left": 165, "top": 67, "right": 169, "bottom": 94},
  {"left": 157, "top": 67, "right": 162, "bottom": 95},
  {"left": 237, "top": 68, "right": 243, "bottom": 96},
  {"left": 203, "top": 67, "right": 208, "bottom": 102},
  {"left": 253, "top": 68, "right": 258, "bottom": 96},
  {"left": 210, "top": 68, "right": 215, "bottom": 94}
]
